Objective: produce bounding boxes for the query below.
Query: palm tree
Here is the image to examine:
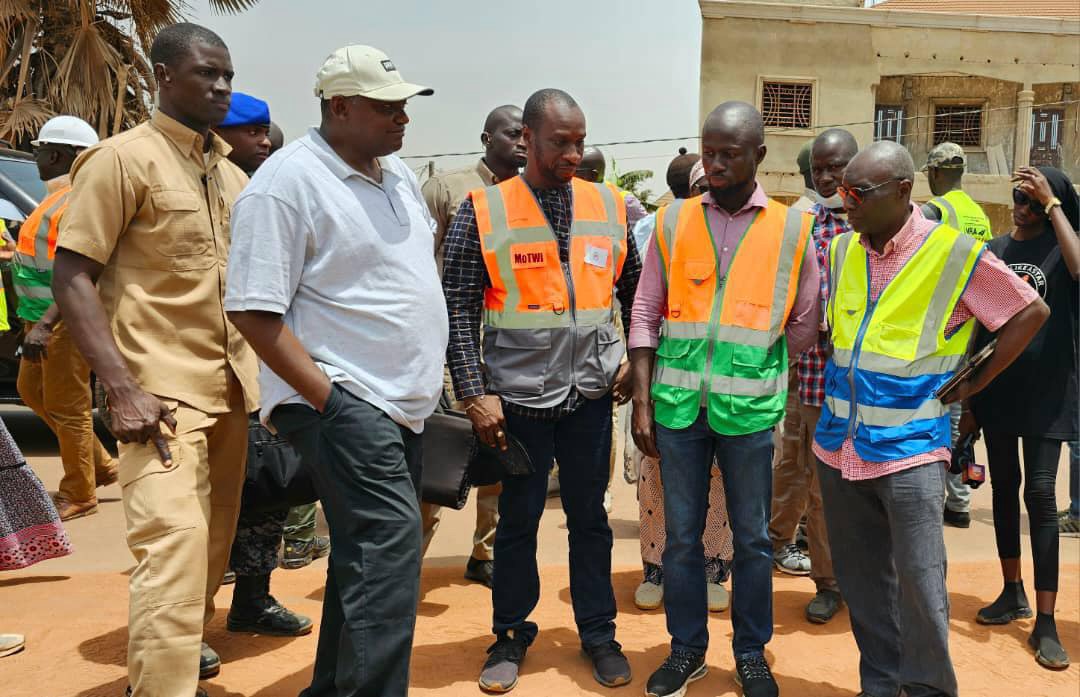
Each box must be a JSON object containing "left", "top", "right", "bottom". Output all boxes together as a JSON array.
[
  {"left": 0, "top": 0, "right": 258, "bottom": 148},
  {"left": 609, "top": 159, "right": 657, "bottom": 212}
]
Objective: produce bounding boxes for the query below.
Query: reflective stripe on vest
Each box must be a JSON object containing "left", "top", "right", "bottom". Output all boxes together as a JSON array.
[
  {"left": 473, "top": 176, "right": 627, "bottom": 409},
  {"left": 650, "top": 196, "right": 812, "bottom": 435},
  {"left": 928, "top": 190, "right": 992, "bottom": 242},
  {"left": 816, "top": 224, "right": 984, "bottom": 461},
  {"left": 15, "top": 186, "right": 69, "bottom": 272}
]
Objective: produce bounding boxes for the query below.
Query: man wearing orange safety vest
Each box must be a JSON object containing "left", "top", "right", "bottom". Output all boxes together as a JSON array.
[
  {"left": 14, "top": 116, "right": 117, "bottom": 522},
  {"left": 443, "top": 88, "right": 641, "bottom": 693},
  {"left": 630, "top": 102, "right": 821, "bottom": 697}
]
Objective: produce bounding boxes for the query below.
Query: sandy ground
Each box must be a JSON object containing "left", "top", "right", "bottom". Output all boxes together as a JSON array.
[{"left": 1, "top": 405, "right": 1078, "bottom": 697}]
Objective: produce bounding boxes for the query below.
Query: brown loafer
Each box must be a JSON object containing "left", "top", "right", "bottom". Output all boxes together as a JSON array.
[
  {"left": 52, "top": 497, "right": 98, "bottom": 521},
  {"left": 96, "top": 466, "right": 119, "bottom": 488}
]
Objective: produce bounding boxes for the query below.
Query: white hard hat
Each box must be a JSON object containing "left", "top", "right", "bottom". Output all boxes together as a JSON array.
[{"left": 31, "top": 115, "right": 99, "bottom": 149}]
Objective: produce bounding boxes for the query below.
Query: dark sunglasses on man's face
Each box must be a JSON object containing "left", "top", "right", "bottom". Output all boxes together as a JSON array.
[{"left": 1012, "top": 188, "right": 1033, "bottom": 208}]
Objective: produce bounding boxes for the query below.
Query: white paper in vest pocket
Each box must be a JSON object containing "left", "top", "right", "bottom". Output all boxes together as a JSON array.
[{"left": 584, "top": 244, "right": 609, "bottom": 268}]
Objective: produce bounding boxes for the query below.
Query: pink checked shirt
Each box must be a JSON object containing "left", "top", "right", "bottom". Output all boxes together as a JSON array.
[{"left": 812, "top": 206, "right": 1039, "bottom": 481}]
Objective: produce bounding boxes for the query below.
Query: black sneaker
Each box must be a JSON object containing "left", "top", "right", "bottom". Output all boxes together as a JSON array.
[
  {"left": 582, "top": 640, "right": 631, "bottom": 687},
  {"left": 199, "top": 642, "right": 220, "bottom": 680},
  {"left": 943, "top": 508, "right": 971, "bottom": 528},
  {"left": 734, "top": 654, "right": 778, "bottom": 697},
  {"left": 977, "top": 582, "right": 1033, "bottom": 625},
  {"left": 805, "top": 589, "right": 843, "bottom": 624},
  {"left": 228, "top": 595, "right": 314, "bottom": 636},
  {"left": 465, "top": 556, "right": 495, "bottom": 588},
  {"left": 479, "top": 633, "right": 529, "bottom": 693},
  {"left": 281, "top": 535, "right": 330, "bottom": 569},
  {"left": 646, "top": 649, "right": 706, "bottom": 697}
]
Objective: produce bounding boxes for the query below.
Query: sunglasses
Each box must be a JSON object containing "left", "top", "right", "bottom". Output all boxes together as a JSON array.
[
  {"left": 1012, "top": 188, "right": 1032, "bottom": 208},
  {"left": 836, "top": 178, "right": 903, "bottom": 207}
]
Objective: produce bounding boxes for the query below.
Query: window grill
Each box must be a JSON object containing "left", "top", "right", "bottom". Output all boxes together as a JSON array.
[
  {"left": 933, "top": 105, "right": 982, "bottom": 147},
  {"left": 761, "top": 81, "right": 813, "bottom": 129}
]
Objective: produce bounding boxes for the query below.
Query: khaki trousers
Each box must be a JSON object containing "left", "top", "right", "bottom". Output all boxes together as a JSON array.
[
  {"left": 421, "top": 484, "right": 500, "bottom": 560},
  {"left": 123, "top": 381, "right": 247, "bottom": 697},
  {"left": 769, "top": 393, "right": 838, "bottom": 592},
  {"left": 17, "top": 320, "right": 115, "bottom": 503}
]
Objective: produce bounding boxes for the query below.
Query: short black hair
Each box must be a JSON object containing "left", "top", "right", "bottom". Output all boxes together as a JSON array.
[
  {"left": 522, "top": 88, "right": 579, "bottom": 130},
  {"left": 150, "top": 23, "right": 228, "bottom": 67}
]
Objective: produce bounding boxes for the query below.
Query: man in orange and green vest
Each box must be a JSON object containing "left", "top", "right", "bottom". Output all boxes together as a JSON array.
[
  {"left": 629, "top": 102, "right": 821, "bottom": 697},
  {"left": 443, "top": 88, "right": 640, "bottom": 693},
  {"left": 15, "top": 115, "right": 116, "bottom": 521}
]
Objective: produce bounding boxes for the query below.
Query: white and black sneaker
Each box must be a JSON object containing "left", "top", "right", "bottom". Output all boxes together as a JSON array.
[
  {"left": 734, "top": 654, "right": 778, "bottom": 697},
  {"left": 646, "top": 649, "right": 707, "bottom": 697}
]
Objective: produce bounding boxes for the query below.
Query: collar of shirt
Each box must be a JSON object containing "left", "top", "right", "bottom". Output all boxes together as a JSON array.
[
  {"left": 701, "top": 181, "right": 768, "bottom": 216},
  {"left": 811, "top": 202, "right": 850, "bottom": 227},
  {"left": 150, "top": 109, "right": 231, "bottom": 167},
  {"left": 857, "top": 204, "right": 928, "bottom": 258},
  {"left": 476, "top": 158, "right": 500, "bottom": 185},
  {"left": 304, "top": 127, "right": 401, "bottom": 190},
  {"left": 523, "top": 176, "right": 572, "bottom": 199}
]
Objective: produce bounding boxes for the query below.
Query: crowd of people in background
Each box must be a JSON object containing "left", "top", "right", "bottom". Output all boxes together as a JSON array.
[{"left": 0, "top": 19, "right": 1076, "bottom": 697}]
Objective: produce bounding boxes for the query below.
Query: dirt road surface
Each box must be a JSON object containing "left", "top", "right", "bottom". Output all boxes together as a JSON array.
[{"left": 2, "top": 406, "right": 1077, "bottom": 697}]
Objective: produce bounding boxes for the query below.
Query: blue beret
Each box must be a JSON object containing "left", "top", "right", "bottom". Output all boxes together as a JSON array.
[{"left": 220, "top": 92, "right": 270, "bottom": 127}]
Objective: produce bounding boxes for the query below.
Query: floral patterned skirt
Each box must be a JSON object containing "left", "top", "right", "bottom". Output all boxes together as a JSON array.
[{"left": 0, "top": 417, "right": 71, "bottom": 570}]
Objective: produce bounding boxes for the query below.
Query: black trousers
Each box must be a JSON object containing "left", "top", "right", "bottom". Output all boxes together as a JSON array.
[
  {"left": 272, "top": 384, "right": 423, "bottom": 697},
  {"left": 984, "top": 431, "right": 1061, "bottom": 592}
]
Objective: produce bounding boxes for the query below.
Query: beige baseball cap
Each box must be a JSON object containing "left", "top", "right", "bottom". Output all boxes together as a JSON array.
[{"left": 314, "top": 45, "right": 433, "bottom": 101}]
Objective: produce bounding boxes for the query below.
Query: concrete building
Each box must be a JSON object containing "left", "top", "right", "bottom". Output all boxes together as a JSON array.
[{"left": 699, "top": 0, "right": 1080, "bottom": 232}]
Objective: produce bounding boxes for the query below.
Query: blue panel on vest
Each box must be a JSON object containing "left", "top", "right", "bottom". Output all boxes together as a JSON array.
[
  {"left": 815, "top": 403, "right": 848, "bottom": 451},
  {"left": 853, "top": 417, "right": 951, "bottom": 462},
  {"left": 857, "top": 370, "right": 950, "bottom": 410}
]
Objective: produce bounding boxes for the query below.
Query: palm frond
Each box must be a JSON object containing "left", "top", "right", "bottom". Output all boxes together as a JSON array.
[
  {"left": 0, "top": 96, "right": 52, "bottom": 143},
  {"left": 52, "top": 20, "right": 123, "bottom": 123},
  {"left": 0, "top": 0, "right": 34, "bottom": 21},
  {"left": 208, "top": 0, "right": 259, "bottom": 12}
]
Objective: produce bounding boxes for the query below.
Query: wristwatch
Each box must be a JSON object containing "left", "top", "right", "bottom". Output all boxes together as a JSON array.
[{"left": 1045, "top": 196, "right": 1062, "bottom": 215}]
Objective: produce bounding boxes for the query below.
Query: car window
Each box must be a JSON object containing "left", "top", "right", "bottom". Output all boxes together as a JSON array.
[{"left": 0, "top": 157, "right": 45, "bottom": 204}]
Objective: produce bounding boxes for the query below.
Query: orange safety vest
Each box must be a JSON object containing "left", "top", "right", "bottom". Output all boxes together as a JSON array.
[
  {"left": 472, "top": 176, "right": 627, "bottom": 409},
  {"left": 651, "top": 196, "right": 812, "bottom": 434},
  {"left": 15, "top": 185, "right": 69, "bottom": 268}
]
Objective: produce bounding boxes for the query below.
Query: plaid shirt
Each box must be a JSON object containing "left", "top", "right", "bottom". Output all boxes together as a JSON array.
[
  {"left": 797, "top": 204, "right": 852, "bottom": 406},
  {"left": 442, "top": 179, "right": 641, "bottom": 420}
]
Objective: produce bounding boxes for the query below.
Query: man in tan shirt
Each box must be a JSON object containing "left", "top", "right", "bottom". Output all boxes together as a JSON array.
[
  {"left": 419, "top": 104, "right": 525, "bottom": 587},
  {"left": 52, "top": 23, "right": 258, "bottom": 697}
]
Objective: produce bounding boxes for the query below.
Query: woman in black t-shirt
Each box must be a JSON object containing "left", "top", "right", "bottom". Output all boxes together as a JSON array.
[{"left": 967, "top": 166, "right": 1079, "bottom": 671}]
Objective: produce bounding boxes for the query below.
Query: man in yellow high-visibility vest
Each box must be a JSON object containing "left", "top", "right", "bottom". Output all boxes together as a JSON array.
[{"left": 920, "top": 141, "right": 994, "bottom": 529}]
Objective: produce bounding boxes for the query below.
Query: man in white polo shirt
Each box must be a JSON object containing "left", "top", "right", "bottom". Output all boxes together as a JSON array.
[{"left": 224, "top": 46, "right": 447, "bottom": 696}]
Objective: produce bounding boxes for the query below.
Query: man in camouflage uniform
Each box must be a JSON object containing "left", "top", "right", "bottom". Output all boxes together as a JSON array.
[{"left": 214, "top": 96, "right": 315, "bottom": 637}]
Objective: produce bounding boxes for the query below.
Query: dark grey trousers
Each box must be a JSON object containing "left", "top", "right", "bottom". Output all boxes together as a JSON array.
[
  {"left": 817, "top": 459, "right": 958, "bottom": 697},
  {"left": 272, "top": 384, "right": 422, "bottom": 697}
]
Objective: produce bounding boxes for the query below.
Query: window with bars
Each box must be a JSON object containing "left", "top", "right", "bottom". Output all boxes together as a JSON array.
[
  {"left": 874, "top": 105, "right": 904, "bottom": 142},
  {"left": 933, "top": 105, "right": 983, "bottom": 147},
  {"left": 761, "top": 81, "right": 813, "bottom": 129}
]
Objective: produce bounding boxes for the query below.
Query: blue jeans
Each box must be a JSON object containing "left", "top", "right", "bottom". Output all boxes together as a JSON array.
[
  {"left": 492, "top": 395, "right": 617, "bottom": 647},
  {"left": 656, "top": 409, "right": 774, "bottom": 658}
]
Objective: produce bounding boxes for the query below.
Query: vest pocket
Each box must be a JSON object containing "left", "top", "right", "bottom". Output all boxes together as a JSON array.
[
  {"left": 874, "top": 322, "right": 920, "bottom": 357},
  {"left": 485, "top": 328, "right": 551, "bottom": 396},
  {"left": 578, "top": 323, "right": 623, "bottom": 393}
]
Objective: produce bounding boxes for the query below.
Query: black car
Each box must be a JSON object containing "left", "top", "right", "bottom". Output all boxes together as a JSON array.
[{"left": 0, "top": 148, "right": 47, "bottom": 403}]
